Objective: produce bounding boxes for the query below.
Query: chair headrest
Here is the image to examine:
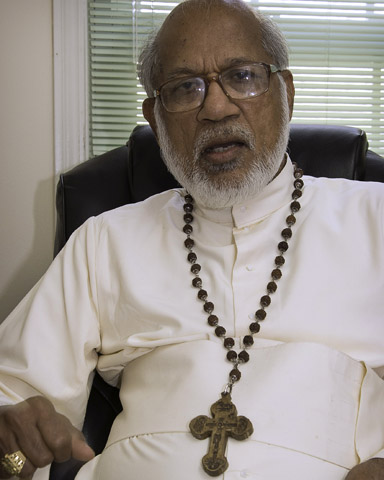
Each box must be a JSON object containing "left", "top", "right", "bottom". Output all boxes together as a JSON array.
[{"left": 288, "top": 123, "right": 366, "bottom": 180}]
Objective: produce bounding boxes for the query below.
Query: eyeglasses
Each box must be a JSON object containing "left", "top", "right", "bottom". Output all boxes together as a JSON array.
[{"left": 154, "top": 62, "right": 281, "bottom": 113}]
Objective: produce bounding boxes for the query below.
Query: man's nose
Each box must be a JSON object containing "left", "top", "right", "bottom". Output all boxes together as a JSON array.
[{"left": 196, "top": 79, "right": 240, "bottom": 122}]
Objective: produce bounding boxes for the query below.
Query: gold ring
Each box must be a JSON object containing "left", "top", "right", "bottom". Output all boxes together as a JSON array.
[{"left": 1, "top": 450, "right": 26, "bottom": 476}]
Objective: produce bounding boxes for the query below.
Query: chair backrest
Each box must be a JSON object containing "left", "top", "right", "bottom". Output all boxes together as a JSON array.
[{"left": 55, "top": 123, "right": 384, "bottom": 256}]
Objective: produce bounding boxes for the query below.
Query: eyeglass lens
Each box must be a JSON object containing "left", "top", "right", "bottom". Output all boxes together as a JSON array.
[{"left": 160, "top": 64, "right": 270, "bottom": 112}]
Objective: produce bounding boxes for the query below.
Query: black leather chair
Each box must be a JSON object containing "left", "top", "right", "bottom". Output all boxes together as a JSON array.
[{"left": 49, "top": 124, "right": 384, "bottom": 479}]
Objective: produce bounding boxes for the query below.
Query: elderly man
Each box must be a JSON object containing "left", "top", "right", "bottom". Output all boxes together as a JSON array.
[{"left": 1, "top": 0, "right": 384, "bottom": 479}]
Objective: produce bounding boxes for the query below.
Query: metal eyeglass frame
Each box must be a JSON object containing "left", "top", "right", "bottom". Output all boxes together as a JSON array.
[{"left": 153, "top": 62, "right": 281, "bottom": 113}]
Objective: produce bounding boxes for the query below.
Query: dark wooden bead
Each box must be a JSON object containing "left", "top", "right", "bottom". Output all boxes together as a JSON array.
[
  {"left": 187, "top": 252, "right": 197, "bottom": 263},
  {"left": 208, "top": 314, "right": 218, "bottom": 326},
  {"left": 286, "top": 214, "right": 296, "bottom": 226},
  {"left": 183, "top": 203, "right": 193, "bottom": 213},
  {"left": 226, "top": 350, "right": 237, "bottom": 362},
  {"left": 267, "top": 281, "right": 277, "bottom": 293},
  {"left": 215, "top": 326, "right": 226, "bottom": 337},
  {"left": 183, "top": 224, "right": 193, "bottom": 235},
  {"left": 294, "top": 167, "right": 304, "bottom": 178},
  {"left": 184, "top": 213, "right": 193, "bottom": 224},
  {"left": 250, "top": 321, "right": 261, "bottom": 333},
  {"left": 294, "top": 178, "right": 304, "bottom": 189},
  {"left": 292, "top": 189, "right": 302, "bottom": 200},
  {"left": 255, "top": 309, "right": 266, "bottom": 320},
  {"left": 275, "top": 255, "right": 285, "bottom": 267},
  {"left": 290, "top": 201, "right": 301, "bottom": 213},
  {"left": 243, "top": 335, "right": 254, "bottom": 347},
  {"left": 185, "top": 194, "right": 193, "bottom": 203},
  {"left": 190, "top": 263, "right": 201, "bottom": 274},
  {"left": 272, "top": 268, "right": 282, "bottom": 280},
  {"left": 204, "top": 301, "right": 214, "bottom": 313},
  {"left": 281, "top": 228, "right": 292, "bottom": 239},
  {"left": 238, "top": 350, "right": 250, "bottom": 363},
  {"left": 198, "top": 289, "right": 208, "bottom": 300},
  {"left": 278, "top": 241, "right": 289, "bottom": 252},
  {"left": 224, "top": 337, "right": 235, "bottom": 349},
  {"left": 260, "top": 295, "right": 271, "bottom": 307},
  {"left": 184, "top": 238, "right": 195, "bottom": 249},
  {"left": 192, "top": 277, "right": 202, "bottom": 288},
  {"left": 230, "top": 368, "right": 241, "bottom": 381}
]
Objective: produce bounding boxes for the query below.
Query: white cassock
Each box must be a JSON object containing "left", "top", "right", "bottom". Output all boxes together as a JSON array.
[{"left": 1, "top": 159, "right": 384, "bottom": 480}]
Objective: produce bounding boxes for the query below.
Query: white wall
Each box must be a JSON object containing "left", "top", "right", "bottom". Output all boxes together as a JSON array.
[{"left": 0, "top": 0, "right": 55, "bottom": 322}]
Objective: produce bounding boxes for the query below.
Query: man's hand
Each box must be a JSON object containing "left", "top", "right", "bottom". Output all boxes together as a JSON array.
[
  {"left": 345, "top": 458, "right": 384, "bottom": 479},
  {"left": 0, "top": 396, "right": 94, "bottom": 479}
]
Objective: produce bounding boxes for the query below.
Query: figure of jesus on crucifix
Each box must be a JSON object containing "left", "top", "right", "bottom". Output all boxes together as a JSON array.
[{"left": 190, "top": 393, "right": 254, "bottom": 476}]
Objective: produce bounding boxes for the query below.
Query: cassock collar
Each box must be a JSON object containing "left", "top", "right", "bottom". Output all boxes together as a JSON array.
[{"left": 193, "top": 157, "right": 295, "bottom": 229}]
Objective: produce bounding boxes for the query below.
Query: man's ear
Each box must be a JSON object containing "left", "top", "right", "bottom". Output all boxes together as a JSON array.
[
  {"left": 142, "top": 97, "right": 158, "bottom": 139},
  {"left": 281, "top": 70, "right": 295, "bottom": 120}
]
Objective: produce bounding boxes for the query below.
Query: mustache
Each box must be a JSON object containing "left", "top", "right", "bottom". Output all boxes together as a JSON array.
[{"left": 193, "top": 124, "right": 256, "bottom": 159}]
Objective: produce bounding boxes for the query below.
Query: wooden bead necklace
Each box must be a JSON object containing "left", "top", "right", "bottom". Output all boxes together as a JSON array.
[{"left": 183, "top": 162, "right": 304, "bottom": 477}]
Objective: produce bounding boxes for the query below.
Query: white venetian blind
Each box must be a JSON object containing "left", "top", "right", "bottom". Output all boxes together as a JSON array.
[{"left": 88, "top": 0, "right": 384, "bottom": 156}]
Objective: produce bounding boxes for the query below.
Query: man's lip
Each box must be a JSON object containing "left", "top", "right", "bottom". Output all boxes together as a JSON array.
[
  {"left": 204, "top": 141, "right": 245, "bottom": 153},
  {"left": 201, "top": 141, "right": 246, "bottom": 164}
]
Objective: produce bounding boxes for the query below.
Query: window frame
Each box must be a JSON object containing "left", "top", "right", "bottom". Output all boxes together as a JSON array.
[{"left": 53, "top": 0, "right": 89, "bottom": 174}]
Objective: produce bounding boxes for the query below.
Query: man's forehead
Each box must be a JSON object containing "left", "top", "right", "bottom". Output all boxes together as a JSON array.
[
  {"left": 158, "top": 1, "right": 260, "bottom": 42},
  {"left": 156, "top": 2, "right": 266, "bottom": 80}
]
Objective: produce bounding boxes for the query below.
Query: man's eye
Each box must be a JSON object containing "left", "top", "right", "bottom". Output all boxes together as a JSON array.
[
  {"left": 173, "top": 79, "right": 201, "bottom": 94},
  {"left": 231, "top": 69, "right": 256, "bottom": 83}
]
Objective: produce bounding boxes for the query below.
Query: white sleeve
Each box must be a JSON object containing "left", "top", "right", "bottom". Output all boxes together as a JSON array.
[{"left": 0, "top": 217, "right": 101, "bottom": 430}]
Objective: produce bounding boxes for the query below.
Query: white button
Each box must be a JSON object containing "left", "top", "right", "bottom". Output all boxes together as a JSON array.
[
  {"left": 240, "top": 471, "right": 248, "bottom": 478},
  {"left": 240, "top": 206, "right": 247, "bottom": 212},
  {"left": 246, "top": 265, "right": 254, "bottom": 271},
  {"left": 248, "top": 313, "right": 255, "bottom": 320}
]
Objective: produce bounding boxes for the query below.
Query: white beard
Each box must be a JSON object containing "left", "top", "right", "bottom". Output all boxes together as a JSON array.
[{"left": 154, "top": 80, "right": 290, "bottom": 209}]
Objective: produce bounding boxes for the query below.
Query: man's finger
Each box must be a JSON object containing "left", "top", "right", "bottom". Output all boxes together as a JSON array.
[
  {"left": 16, "top": 421, "right": 55, "bottom": 468},
  {"left": 36, "top": 412, "right": 74, "bottom": 463},
  {"left": 0, "top": 396, "right": 94, "bottom": 476},
  {"left": 36, "top": 407, "right": 94, "bottom": 463},
  {"left": 71, "top": 432, "right": 95, "bottom": 462},
  {"left": 0, "top": 441, "right": 37, "bottom": 479}
]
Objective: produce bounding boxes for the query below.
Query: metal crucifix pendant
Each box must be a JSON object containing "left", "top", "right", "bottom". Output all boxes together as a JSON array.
[{"left": 189, "top": 393, "right": 254, "bottom": 477}]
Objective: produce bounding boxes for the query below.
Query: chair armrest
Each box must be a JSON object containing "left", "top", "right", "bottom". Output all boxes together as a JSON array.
[{"left": 49, "top": 458, "right": 86, "bottom": 480}]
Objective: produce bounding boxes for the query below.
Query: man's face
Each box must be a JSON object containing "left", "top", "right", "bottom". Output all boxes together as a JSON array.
[{"left": 143, "top": 3, "right": 294, "bottom": 208}]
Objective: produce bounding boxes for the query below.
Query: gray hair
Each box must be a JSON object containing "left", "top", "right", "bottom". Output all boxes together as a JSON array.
[{"left": 137, "top": 0, "right": 289, "bottom": 97}]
